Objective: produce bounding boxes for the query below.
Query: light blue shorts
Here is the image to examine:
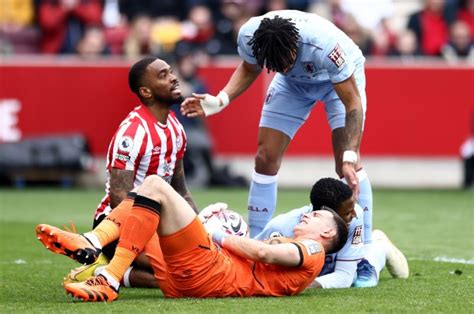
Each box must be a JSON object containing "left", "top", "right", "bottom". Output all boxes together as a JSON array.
[{"left": 260, "top": 65, "right": 367, "bottom": 139}]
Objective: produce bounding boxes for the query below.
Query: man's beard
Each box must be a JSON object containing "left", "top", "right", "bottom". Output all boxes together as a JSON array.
[{"left": 155, "top": 94, "right": 184, "bottom": 105}]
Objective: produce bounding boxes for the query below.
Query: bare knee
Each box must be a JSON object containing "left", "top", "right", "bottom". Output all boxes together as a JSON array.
[
  {"left": 138, "top": 175, "right": 166, "bottom": 200},
  {"left": 254, "top": 147, "right": 282, "bottom": 175}
]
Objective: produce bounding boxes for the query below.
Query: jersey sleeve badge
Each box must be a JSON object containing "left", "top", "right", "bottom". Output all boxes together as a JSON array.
[
  {"left": 301, "top": 240, "right": 322, "bottom": 255},
  {"left": 118, "top": 136, "right": 134, "bottom": 153},
  {"left": 328, "top": 44, "right": 346, "bottom": 68}
]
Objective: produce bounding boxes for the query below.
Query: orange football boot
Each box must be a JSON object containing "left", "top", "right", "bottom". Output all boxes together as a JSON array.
[
  {"left": 35, "top": 224, "right": 101, "bottom": 265},
  {"left": 64, "top": 275, "right": 119, "bottom": 302}
]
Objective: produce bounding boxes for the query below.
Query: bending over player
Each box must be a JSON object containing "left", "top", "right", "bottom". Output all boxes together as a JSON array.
[{"left": 36, "top": 175, "right": 348, "bottom": 301}]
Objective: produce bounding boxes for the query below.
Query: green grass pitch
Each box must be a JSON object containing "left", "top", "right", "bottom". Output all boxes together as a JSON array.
[{"left": 0, "top": 187, "right": 473, "bottom": 312}]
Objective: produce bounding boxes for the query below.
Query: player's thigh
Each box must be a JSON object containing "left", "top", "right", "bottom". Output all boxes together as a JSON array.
[
  {"left": 260, "top": 76, "right": 317, "bottom": 139},
  {"left": 138, "top": 175, "right": 196, "bottom": 237}
]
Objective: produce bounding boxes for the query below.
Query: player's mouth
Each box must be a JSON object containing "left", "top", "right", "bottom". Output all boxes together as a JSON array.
[{"left": 171, "top": 83, "right": 181, "bottom": 95}]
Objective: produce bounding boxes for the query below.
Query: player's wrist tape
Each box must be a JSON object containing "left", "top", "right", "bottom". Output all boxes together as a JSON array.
[
  {"left": 343, "top": 150, "right": 358, "bottom": 164},
  {"left": 212, "top": 228, "right": 228, "bottom": 246},
  {"left": 201, "top": 91, "right": 230, "bottom": 116}
]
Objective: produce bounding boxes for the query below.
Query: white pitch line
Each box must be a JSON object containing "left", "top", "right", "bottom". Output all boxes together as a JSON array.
[{"left": 409, "top": 256, "right": 474, "bottom": 265}]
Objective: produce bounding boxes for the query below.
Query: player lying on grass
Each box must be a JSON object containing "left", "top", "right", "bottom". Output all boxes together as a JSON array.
[
  {"left": 248, "top": 177, "right": 409, "bottom": 288},
  {"left": 62, "top": 176, "right": 406, "bottom": 290},
  {"left": 36, "top": 175, "right": 348, "bottom": 302}
]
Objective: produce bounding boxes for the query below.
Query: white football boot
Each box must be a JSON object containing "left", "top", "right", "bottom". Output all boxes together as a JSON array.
[{"left": 373, "top": 229, "right": 409, "bottom": 279}]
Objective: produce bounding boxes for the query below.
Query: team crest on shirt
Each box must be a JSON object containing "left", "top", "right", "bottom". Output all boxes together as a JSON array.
[
  {"left": 352, "top": 225, "right": 363, "bottom": 245},
  {"left": 328, "top": 44, "right": 346, "bottom": 68},
  {"left": 118, "top": 136, "right": 134, "bottom": 153},
  {"left": 301, "top": 240, "right": 321, "bottom": 255},
  {"left": 302, "top": 61, "right": 316, "bottom": 74}
]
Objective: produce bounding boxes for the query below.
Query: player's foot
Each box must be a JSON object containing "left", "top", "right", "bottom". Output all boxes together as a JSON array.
[
  {"left": 35, "top": 224, "right": 101, "bottom": 265},
  {"left": 373, "top": 229, "right": 409, "bottom": 279},
  {"left": 64, "top": 275, "right": 118, "bottom": 302},
  {"left": 64, "top": 253, "right": 109, "bottom": 285},
  {"left": 353, "top": 258, "right": 378, "bottom": 288}
]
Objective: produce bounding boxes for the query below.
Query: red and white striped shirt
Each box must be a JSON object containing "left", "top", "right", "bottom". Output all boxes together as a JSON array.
[{"left": 95, "top": 105, "right": 187, "bottom": 219}]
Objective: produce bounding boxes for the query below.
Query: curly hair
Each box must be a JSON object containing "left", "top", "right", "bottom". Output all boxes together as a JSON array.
[
  {"left": 310, "top": 178, "right": 353, "bottom": 211},
  {"left": 248, "top": 16, "right": 299, "bottom": 73}
]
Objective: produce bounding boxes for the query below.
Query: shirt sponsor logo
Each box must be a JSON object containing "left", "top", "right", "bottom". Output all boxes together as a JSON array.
[
  {"left": 302, "top": 61, "right": 316, "bottom": 73},
  {"left": 115, "top": 153, "right": 130, "bottom": 162},
  {"left": 328, "top": 44, "right": 346, "bottom": 68},
  {"left": 352, "top": 225, "right": 363, "bottom": 245},
  {"left": 118, "top": 136, "right": 134, "bottom": 153},
  {"left": 301, "top": 240, "right": 321, "bottom": 255}
]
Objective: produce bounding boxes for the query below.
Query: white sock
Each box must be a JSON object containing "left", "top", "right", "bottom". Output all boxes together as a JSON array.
[
  {"left": 122, "top": 267, "right": 133, "bottom": 288},
  {"left": 364, "top": 242, "right": 386, "bottom": 278},
  {"left": 93, "top": 265, "right": 106, "bottom": 277},
  {"left": 83, "top": 232, "right": 102, "bottom": 249},
  {"left": 100, "top": 269, "right": 120, "bottom": 291}
]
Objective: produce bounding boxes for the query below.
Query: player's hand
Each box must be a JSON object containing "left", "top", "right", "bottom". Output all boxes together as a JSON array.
[
  {"left": 198, "top": 202, "right": 229, "bottom": 222},
  {"left": 181, "top": 93, "right": 207, "bottom": 118},
  {"left": 181, "top": 91, "right": 230, "bottom": 117},
  {"left": 342, "top": 162, "right": 360, "bottom": 198}
]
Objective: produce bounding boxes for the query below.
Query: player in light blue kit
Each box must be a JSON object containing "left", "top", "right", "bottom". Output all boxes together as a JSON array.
[
  {"left": 181, "top": 10, "right": 374, "bottom": 282},
  {"left": 254, "top": 178, "right": 408, "bottom": 288}
]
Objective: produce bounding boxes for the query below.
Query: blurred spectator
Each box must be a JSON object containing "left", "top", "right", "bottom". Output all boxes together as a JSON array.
[
  {"left": 119, "top": 0, "right": 186, "bottom": 21},
  {"left": 265, "top": 0, "right": 288, "bottom": 12},
  {"left": 407, "top": 0, "right": 450, "bottom": 56},
  {"left": 38, "top": 0, "right": 103, "bottom": 54},
  {"left": 76, "top": 25, "right": 110, "bottom": 58},
  {"left": 388, "top": 29, "right": 421, "bottom": 58},
  {"left": 310, "top": 0, "right": 348, "bottom": 29},
  {"left": 0, "top": 0, "right": 39, "bottom": 54},
  {"left": 182, "top": 5, "right": 215, "bottom": 51},
  {"left": 458, "top": 0, "right": 474, "bottom": 40},
  {"left": 123, "top": 15, "right": 152, "bottom": 58},
  {"left": 171, "top": 43, "right": 247, "bottom": 187},
  {"left": 441, "top": 20, "right": 474, "bottom": 61},
  {"left": 101, "top": 0, "right": 129, "bottom": 55},
  {"left": 210, "top": 0, "right": 252, "bottom": 55},
  {"left": 341, "top": 15, "right": 374, "bottom": 56},
  {"left": 150, "top": 17, "right": 182, "bottom": 59}
]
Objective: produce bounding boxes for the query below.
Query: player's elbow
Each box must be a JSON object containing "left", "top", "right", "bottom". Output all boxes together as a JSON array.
[{"left": 256, "top": 246, "right": 273, "bottom": 263}]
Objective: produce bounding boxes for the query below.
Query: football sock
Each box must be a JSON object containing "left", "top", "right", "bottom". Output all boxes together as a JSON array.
[
  {"left": 103, "top": 195, "right": 161, "bottom": 283},
  {"left": 121, "top": 267, "right": 133, "bottom": 288},
  {"left": 364, "top": 239, "right": 386, "bottom": 278},
  {"left": 357, "top": 169, "right": 373, "bottom": 245},
  {"left": 86, "top": 197, "right": 134, "bottom": 248},
  {"left": 248, "top": 171, "right": 278, "bottom": 238}
]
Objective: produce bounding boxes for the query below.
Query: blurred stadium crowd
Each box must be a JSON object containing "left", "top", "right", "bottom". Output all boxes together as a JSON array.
[{"left": 1, "top": 0, "right": 473, "bottom": 62}]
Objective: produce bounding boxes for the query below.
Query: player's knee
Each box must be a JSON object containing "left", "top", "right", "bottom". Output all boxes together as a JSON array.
[
  {"left": 254, "top": 149, "right": 281, "bottom": 175},
  {"left": 139, "top": 175, "right": 165, "bottom": 200}
]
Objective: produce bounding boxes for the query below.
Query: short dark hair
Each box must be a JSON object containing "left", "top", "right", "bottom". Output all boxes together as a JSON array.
[
  {"left": 310, "top": 178, "right": 353, "bottom": 211},
  {"left": 320, "top": 206, "right": 349, "bottom": 254},
  {"left": 128, "top": 57, "right": 157, "bottom": 96},
  {"left": 248, "top": 16, "right": 299, "bottom": 73}
]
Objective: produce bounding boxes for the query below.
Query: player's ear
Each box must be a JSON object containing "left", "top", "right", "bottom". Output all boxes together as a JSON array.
[
  {"left": 139, "top": 87, "right": 152, "bottom": 99},
  {"left": 320, "top": 226, "right": 336, "bottom": 240}
]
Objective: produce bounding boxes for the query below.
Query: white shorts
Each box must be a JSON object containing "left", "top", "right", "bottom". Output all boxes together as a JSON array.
[{"left": 259, "top": 65, "right": 367, "bottom": 139}]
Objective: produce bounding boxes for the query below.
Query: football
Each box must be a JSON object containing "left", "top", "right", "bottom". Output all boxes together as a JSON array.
[{"left": 199, "top": 207, "right": 249, "bottom": 237}]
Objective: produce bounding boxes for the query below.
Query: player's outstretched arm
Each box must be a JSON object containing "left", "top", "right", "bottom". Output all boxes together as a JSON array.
[
  {"left": 222, "top": 235, "right": 301, "bottom": 267},
  {"left": 180, "top": 61, "right": 261, "bottom": 118}
]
